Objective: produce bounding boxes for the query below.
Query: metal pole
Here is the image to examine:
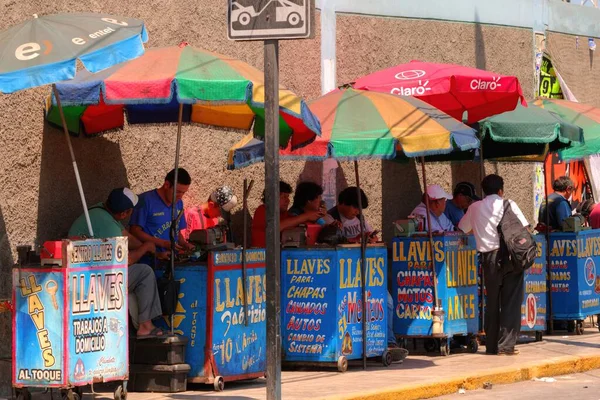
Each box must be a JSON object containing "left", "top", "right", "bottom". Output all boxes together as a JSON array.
[
  {"left": 169, "top": 103, "right": 184, "bottom": 335},
  {"left": 264, "top": 39, "right": 281, "bottom": 400},
  {"left": 52, "top": 85, "right": 94, "bottom": 237},
  {"left": 479, "top": 141, "right": 485, "bottom": 198},
  {"left": 420, "top": 157, "right": 440, "bottom": 309},
  {"left": 242, "top": 179, "right": 254, "bottom": 326},
  {"left": 543, "top": 154, "right": 554, "bottom": 335},
  {"left": 478, "top": 142, "right": 485, "bottom": 335},
  {"left": 353, "top": 161, "right": 367, "bottom": 370}
]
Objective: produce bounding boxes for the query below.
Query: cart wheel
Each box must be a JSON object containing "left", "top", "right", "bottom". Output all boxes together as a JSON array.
[
  {"left": 424, "top": 338, "right": 437, "bottom": 353},
  {"left": 15, "top": 388, "right": 31, "bottom": 400},
  {"left": 535, "top": 331, "right": 543, "bottom": 342},
  {"left": 114, "top": 384, "right": 127, "bottom": 400},
  {"left": 62, "top": 389, "right": 80, "bottom": 400},
  {"left": 576, "top": 321, "right": 585, "bottom": 335},
  {"left": 337, "top": 356, "right": 348, "bottom": 373},
  {"left": 440, "top": 341, "right": 450, "bottom": 356},
  {"left": 467, "top": 338, "right": 479, "bottom": 353},
  {"left": 382, "top": 350, "right": 393, "bottom": 367},
  {"left": 214, "top": 376, "right": 225, "bottom": 392}
]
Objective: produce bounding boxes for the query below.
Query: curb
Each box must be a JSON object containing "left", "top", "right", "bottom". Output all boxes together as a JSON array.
[{"left": 327, "top": 354, "right": 600, "bottom": 400}]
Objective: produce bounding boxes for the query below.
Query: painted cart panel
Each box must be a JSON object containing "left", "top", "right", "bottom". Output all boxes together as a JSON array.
[{"left": 520, "top": 236, "right": 547, "bottom": 332}]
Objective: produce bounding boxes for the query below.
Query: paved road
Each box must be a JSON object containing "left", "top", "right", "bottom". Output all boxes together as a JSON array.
[{"left": 437, "top": 369, "right": 600, "bottom": 399}]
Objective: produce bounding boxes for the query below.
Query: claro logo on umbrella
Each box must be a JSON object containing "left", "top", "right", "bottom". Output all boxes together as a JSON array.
[
  {"left": 391, "top": 80, "right": 431, "bottom": 96},
  {"left": 14, "top": 17, "right": 130, "bottom": 61},
  {"left": 470, "top": 76, "right": 502, "bottom": 91}
]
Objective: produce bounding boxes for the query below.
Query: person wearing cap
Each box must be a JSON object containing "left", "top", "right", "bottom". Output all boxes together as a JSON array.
[
  {"left": 410, "top": 185, "right": 455, "bottom": 233},
  {"left": 130, "top": 168, "right": 195, "bottom": 259},
  {"left": 69, "top": 188, "right": 166, "bottom": 339},
  {"left": 444, "top": 182, "right": 480, "bottom": 227},
  {"left": 181, "top": 186, "right": 238, "bottom": 241}
]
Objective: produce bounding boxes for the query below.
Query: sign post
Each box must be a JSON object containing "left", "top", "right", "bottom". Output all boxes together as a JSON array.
[{"left": 228, "top": 2, "right": 314, "bottom": 399}]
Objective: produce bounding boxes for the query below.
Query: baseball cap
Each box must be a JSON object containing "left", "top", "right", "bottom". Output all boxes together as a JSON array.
[
  {"left": 210, "top": 186, "right": 238, "bottom": 213},
  {"left": 426, "top": 185, "right": 453, "bottom": 200},
  {"left": 107, "top": 188, "right": 139, "bottom": 213},
  {"left": 454, "top": 182, "right": 481, "bottom": 201}
]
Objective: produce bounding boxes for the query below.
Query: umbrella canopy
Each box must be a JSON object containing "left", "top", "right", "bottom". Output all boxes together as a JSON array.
[
  {"left": 45, "top": 44, "right": 320, "bottom": 149},
  {"left": 352, "top": 60, "right": 526, "bottom": 124},
  {"left": 0, "top": 13, "right": 148, "bottom": 93},
  {"left": 533, "top": 98, "right": 600, "bottom": 162},
  {"left": 227, "top": 88, "right": 479, "bottom": 169}
]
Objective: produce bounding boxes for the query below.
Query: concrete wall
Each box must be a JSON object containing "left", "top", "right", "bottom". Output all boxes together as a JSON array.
[{"left": 0, "top": 2, "right": 535, "bottom": 395}]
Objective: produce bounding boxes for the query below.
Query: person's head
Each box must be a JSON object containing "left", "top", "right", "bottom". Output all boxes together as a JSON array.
[
  {"left": 292, "top": 181, "right": 324, "bottom": 212},
  {"left": 162, "top": 168, "right": 191, "bottom": 203},
  {"left": 553, "top": 176, "right": 575, "bottom": 198},
  {"left": 105, "top": 188, "right": 139, "bottom": 221},
  {"left": 452, "top": 182, "right": 480, "bottom": 210},
  {"left": 481, "top": 174, "right": 504, "bottom": 197},
  {"left": 578, "top": 199, "right": 596, "bottom": 219},
  {"left": 337, "top": 187, "right": 369, "bottom": 220},
  {"left": 261, "top": 181, "right": 293, "bottom": 212},
  {"left": 206, "top": 186, "right": 238, "bottom": 218},
  {"left": 423, "top": 185, "right": 452, "bottom": 216}
]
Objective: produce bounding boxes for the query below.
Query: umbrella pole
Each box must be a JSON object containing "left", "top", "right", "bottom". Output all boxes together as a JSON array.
[
  {"left": 479, "top": 141, "right": 485, "bottom": 197},
  {"left": 169, "top": 103, "right": 184, "bottom": 335},
  {"left": 478, "top": 143, "right": 485, "bottom": 335},
  {"left": 52, "top": 85, "right": 94, "bottom": 237},
  {"left": 544, "top": 154, "right": 554, "bottom": 335},
  {"left": 242, "top": 179, "right": 254, "bottom": 326},
  {"left": 353, "top": 161, "right": 368, "bottom": 370},
  {"left": 420, "top": 157, "right": 441, "bottom": 310}
]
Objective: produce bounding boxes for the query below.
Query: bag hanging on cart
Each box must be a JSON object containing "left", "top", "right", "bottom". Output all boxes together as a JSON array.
[{"left": 157, "top": 267, "right": 180, "bottom": 316}]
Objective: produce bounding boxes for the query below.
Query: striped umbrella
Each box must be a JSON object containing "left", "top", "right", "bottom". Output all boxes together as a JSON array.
[
  {"left": 533, "top": 98, "right": 600, "bottom": 162},
  {"left": 228, "top": 88, "right": 478, "bottom": 169},
  {"left": 45, "top": 44, "right": 320, "bottom": 150}
]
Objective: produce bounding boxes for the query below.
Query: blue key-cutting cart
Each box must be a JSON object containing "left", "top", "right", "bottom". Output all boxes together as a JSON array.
[
  {"left": 13, "top": 238, "right": 129, "bottom": 400},
  {"left": 391, "top": 233, "right": 480, "bottom": 356},
  {"left": 281, "top": 245, "right": 390, "bottom": 372}
]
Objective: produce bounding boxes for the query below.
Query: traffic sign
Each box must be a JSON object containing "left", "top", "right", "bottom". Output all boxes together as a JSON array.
[{"left": 227, "top": 0, "right": 314, "bottom": 41}]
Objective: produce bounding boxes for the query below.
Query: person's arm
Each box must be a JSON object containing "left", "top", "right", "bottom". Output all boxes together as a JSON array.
[
  {"left": 458, "top": 209, "right": 472, "bottom": 234},
  {"left": 129, "top": 225, "right": 172, "bottom": 249},
  {"left": 124, "top": 229, "right": 143, "bottom": 250},
  {"left": 280, "top": 210, "right": 323, "bottom": 231},
  {"left": 128, "top": 241, "right": 155, "bottom": 265}
]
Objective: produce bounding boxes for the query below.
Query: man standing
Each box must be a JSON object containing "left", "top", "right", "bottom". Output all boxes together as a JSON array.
[
  {"left": 69, "top": 188, "right": 166, "bottom": 339},
  {"left": 444, "top": 182, "right": 480, "bottom": 226},
  {"left": 459, "top": 174, "right": 529, "bottom": 355},
  {"left": 130, "top": 168, "right": 195, "bottom": 262},
  {"left": 411, "top": 185, "right": 455, "bottom": 233},
  {"left": 538, "top": 176, "right": 574, "bottom": 231}
]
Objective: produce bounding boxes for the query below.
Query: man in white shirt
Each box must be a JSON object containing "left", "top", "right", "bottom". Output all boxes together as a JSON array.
[
  {"left": 459, "top": 174, "right": 529, "bottom": 356},
  {"left": 411, "top": 185, "right": 455, "bottom": 233}
]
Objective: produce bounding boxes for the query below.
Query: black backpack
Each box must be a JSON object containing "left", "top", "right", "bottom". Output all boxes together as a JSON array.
[{"left": 498, "top": 200, "right": 536, "bottom": 272}]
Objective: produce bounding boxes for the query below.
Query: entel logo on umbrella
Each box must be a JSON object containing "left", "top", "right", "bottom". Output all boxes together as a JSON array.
[
  {"left": 390, "top": 80, "right": 431, "bottom": 96},
  {"left": 14, "top": 17, "right": 129, "bottom": 62},
  {"left": 470, "top": 76, "right": 502, "bottom": 91}
]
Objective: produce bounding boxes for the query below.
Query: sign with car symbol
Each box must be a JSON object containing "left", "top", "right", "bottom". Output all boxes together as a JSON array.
[{"left": 228, "top": 0, "right": 314, "bottom": 40}]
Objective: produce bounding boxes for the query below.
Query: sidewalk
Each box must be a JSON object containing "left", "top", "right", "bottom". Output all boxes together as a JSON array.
[{"left": 25, "top": 331, "right": 600, "bottom": 400}]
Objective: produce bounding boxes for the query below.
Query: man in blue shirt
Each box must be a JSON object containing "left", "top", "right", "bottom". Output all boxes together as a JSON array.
[
  {"left": 444, "top": 182, "right": 480, "bottom": 226},
  {"left": 130, "top": 168, "right": 195, "bottom": 260},
  {"left": 538, "top": 176, "right": 574, "bottom": 231},
  {"left": 411, "top": 185, "right": 455, "bottom": 232}
]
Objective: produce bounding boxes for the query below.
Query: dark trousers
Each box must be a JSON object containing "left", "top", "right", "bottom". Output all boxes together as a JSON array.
[{"left": 482, "top": 249, "right": 525, "bottom": 353}]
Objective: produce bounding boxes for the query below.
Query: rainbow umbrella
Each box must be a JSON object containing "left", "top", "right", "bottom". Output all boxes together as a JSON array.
[
  {"left": 534, "top": 98, "right": 600, "bottom": 162},
  {"left": 45, "top": 44, "right": 320, "bottom": 150},
  {"left": 228, "top": 88, "right": 478, "bottom": 169}
]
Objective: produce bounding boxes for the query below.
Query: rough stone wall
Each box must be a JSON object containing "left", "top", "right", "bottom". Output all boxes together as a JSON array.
[
  {"left": 0, "top": 2, "right": 535, "bottom": 395},
  {"left": 546, "top": 31, "right": 600, "bottom": 106}
]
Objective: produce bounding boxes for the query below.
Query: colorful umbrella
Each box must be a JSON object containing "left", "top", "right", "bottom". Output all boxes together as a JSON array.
[
  {"left": 0, "top": 12, "right": 149, "bottom": 237},
  {"left": 227, "top": 88, "right": 479, "bottom": 169},
  {"left": 0, "top": 13, "right": 148, "bottom": 93},
  {"left": 534, "top": 98, "right": 600, "bottom": 162},
  {"left": 352, "top": 60, "right": 526, "bottom": 124},
  {"left": 45, "top": 44, "right": 320, "bottom": 150}
]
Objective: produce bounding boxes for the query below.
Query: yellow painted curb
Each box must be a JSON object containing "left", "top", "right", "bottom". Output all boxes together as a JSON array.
[{"left": 326, "top": 354, "right": 600, "bottom": 400}]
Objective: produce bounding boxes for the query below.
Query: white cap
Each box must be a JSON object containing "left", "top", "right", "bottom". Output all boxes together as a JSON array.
[{"left": 426, "top": 185, "right": 453, "bottom": 200}]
